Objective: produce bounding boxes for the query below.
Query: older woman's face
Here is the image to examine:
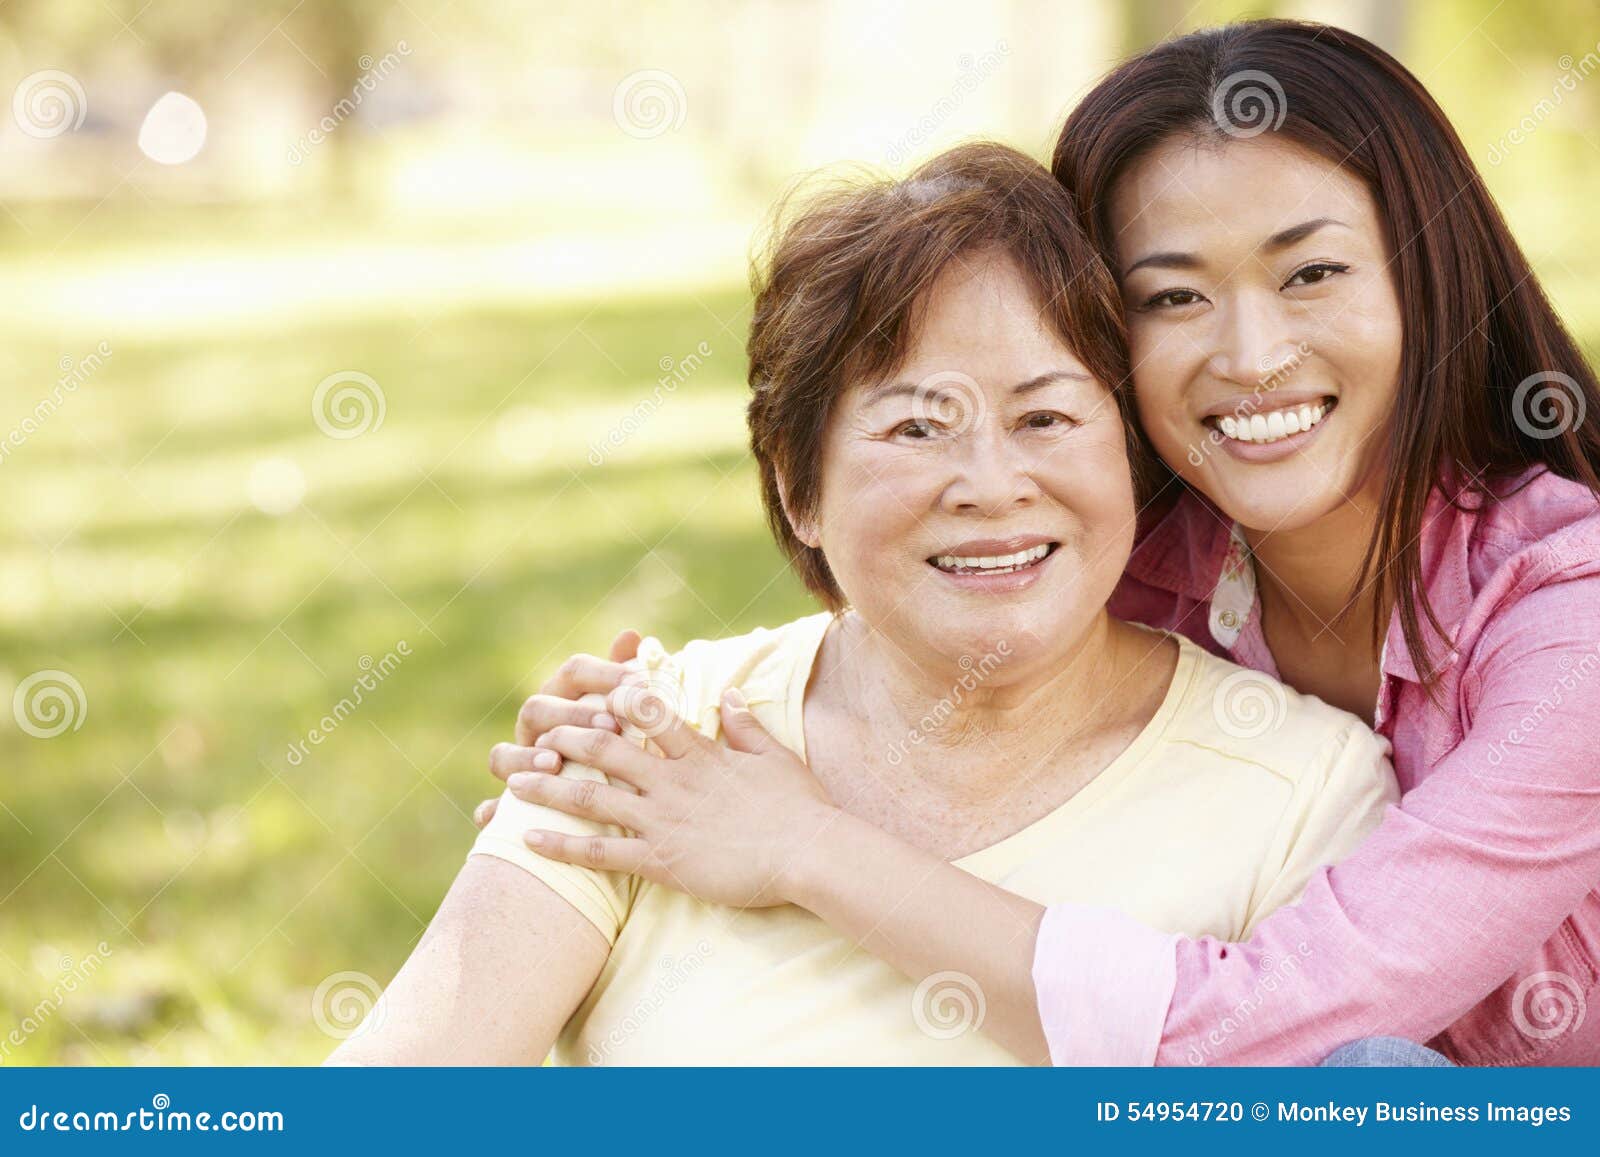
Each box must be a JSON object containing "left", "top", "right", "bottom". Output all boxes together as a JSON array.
[{"left": 802, "top": 250, "right": 1136, "bottom": 672}]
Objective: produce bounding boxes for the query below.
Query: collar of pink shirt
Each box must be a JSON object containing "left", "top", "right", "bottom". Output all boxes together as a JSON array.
[{"left": 1119, "top": 464, "right": 1544, "bottom": 702}]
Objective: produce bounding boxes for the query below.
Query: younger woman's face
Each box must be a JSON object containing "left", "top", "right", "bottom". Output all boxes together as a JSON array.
[{"left": 1109, "top": 134, "right": 1404, "bottom": 533}]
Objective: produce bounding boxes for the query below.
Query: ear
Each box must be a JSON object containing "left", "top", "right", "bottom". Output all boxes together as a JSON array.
[{"left": 775, "top": 471, "right": 821, "bottom": 550}]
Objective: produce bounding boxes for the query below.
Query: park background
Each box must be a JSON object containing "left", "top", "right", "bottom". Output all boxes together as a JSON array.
[{"left": 2, "top": 0, "right": 1598, "bottom": 1063}]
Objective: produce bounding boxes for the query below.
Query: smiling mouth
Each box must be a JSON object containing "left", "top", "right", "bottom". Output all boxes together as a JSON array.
[
  {"left": 928, "top": 541, "right": 1059, "bottom": 575},
  {"left": 1204, "top": 397, "right": 1338, "bottom": 445}
]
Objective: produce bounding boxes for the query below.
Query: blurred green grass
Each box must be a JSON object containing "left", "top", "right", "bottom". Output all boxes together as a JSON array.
[{"left": 0, "top": 207, "right": 815, "bottom": 1063}]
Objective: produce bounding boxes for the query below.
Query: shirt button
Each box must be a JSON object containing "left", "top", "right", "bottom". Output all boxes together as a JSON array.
[{"left": 1219, "top": 610, "right": 1238, "bottom": 629}]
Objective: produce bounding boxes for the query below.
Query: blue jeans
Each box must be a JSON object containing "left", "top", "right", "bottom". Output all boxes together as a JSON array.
[{"left": 1320, "top": 1036, "right": 1455, "bottom": 1067}]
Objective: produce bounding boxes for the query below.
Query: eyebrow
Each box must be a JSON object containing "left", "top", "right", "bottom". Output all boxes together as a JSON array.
[
  {"left": 863, "top": 369, "right": 1090, "bottom": 405},
  {"left": 1121, "top": 216, "right": 1351, "bottom": 277}
]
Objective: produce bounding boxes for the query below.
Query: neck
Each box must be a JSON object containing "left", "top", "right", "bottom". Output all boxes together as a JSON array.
[
  {"left": 1243, "top": 482, "right": 1386, "bottom": 654},
  {"left": 824, "top": 611, "right": 1147, "bottom": 801}
]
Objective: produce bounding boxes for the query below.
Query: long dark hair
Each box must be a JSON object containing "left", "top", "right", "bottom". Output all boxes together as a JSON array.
[{"left": 1054, "top": 18, "right": 1600, "bottom": 682}]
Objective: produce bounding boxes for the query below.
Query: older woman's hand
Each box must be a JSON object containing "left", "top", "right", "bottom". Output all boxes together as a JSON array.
[
  {"left": 473, "top": 629, "right": 642, "bottom": 829},
  {"left": 502, "top": 687, "right": 840, "bottom": 909}
]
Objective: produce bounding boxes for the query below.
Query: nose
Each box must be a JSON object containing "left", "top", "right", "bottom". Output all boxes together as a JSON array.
[
  {"left": 1206, "top": 292, "right": 1301, "bottom": 389},
  {"left": 939, "top": 425, "right": 1042, "bottom": 516}
]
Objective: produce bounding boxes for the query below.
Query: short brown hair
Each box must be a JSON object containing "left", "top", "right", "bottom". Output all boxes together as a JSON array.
[{"left": 746, "top": 141, "right": 1133, "bottom": 610}]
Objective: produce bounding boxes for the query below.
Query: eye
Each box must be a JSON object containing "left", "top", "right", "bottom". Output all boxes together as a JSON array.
[
  {"left": 1021, "top": 411, "right": 1074, "bottom": 431},
  {"left": 891, "top": 419, "right": 936, "bottom": 440},
  {"left": 1283, "top": 261, "right": 1350, "bottom": 289},
  {"left": 1139, "top": 288, "right": 1207, "bottom": 310}
]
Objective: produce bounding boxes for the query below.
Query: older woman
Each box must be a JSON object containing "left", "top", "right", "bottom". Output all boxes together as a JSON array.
[{"left": 330, "top": 142, "right": 1393, "bottom": 1066}]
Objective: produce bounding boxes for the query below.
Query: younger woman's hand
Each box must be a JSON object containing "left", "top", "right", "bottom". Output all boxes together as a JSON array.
[
  {"left": 503, "top": 686, "right": 840, "bottom": 909},
  {"left": 474, "top": 629, "right": 640, "bottom": 829}
]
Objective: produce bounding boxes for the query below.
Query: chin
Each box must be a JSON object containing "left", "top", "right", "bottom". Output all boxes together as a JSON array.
[
  {"left": 910, "top": 606, "right": 1058, "bottom": 675},
  {"left": 1200, "top": 469, "right": 1354, "bottom": 534},
  {"left": 928, "top": 613, "right": 1030, "bottom": 658}
]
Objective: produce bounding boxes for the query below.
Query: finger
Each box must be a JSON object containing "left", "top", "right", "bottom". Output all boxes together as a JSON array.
[
  {"left": 507, "top": 772, "right": 646, "bottom": 830},
  {"left": 515, "top": 692, "right": 615, "bottom": 747},
  {"left": 539, "top": 653, "right": 630, "bottom": 700},
  {"left": 607, "top": 629, "right": 643, "bottom": 664},
  {"left": 523, "top": 829, "right": 652, "bottom": 875},
  {"left": 473, "top": 797, "right": 498, "bottom": 828},
  {"left": 535, "top": 725, "right": 661, "bottom": 788},
  {"left": 717, "top": 687, "right": 780, "bottom": 754},
  {"left": 606, "top": 685, "right": 707, "bottom": 760},
  {"left": 489, "top": 741, "right": 563, "bottom": 781}
]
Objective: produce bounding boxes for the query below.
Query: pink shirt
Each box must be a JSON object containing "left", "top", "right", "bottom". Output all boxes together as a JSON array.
[{"left": 1035, "top": 466, "right": 1600, "bottom": 1065}]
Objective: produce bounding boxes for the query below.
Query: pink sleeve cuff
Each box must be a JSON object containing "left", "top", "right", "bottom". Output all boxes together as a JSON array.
[{"left": 1033, "top": 904, "right": 1179, "bottom": 1066}]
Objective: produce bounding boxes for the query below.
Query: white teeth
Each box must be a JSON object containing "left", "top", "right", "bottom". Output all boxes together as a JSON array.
[
  {"left": 1213, "top": 401, "right": 1331, "bottom": 446},
  {"left": 933, "top": 542, "right": 1052, "bottom": 573}
]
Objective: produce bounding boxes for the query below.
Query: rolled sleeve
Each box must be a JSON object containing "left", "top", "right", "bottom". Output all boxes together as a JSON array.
[
  {"left": 1033, "top": 904, "right": 1178, "bottom": 1066},
  {"left": 470, "top": 774, "right": 633, "bottom": 945}
]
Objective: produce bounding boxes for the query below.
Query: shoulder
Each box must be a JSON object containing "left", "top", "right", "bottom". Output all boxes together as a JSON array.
[
  {"left": 1436, "top": 470, "right": 1600, "bottom": 657},
  {"left": 1166, "top": 639, "right": 1393, "bottom": 793},
  {"left": 666, "top": 610, "right": 833, "bottom": 692},
  {"left": 647, "top": 611, "right": 834, "bottom": 731},
  {"left": 1471, "top": 468, "right": 1600, "bottom": 579}
]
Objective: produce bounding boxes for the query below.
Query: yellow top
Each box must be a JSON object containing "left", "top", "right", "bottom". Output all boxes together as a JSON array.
[{"left": 471, "top": 612, "right": 1397, "bottom": 1065}]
